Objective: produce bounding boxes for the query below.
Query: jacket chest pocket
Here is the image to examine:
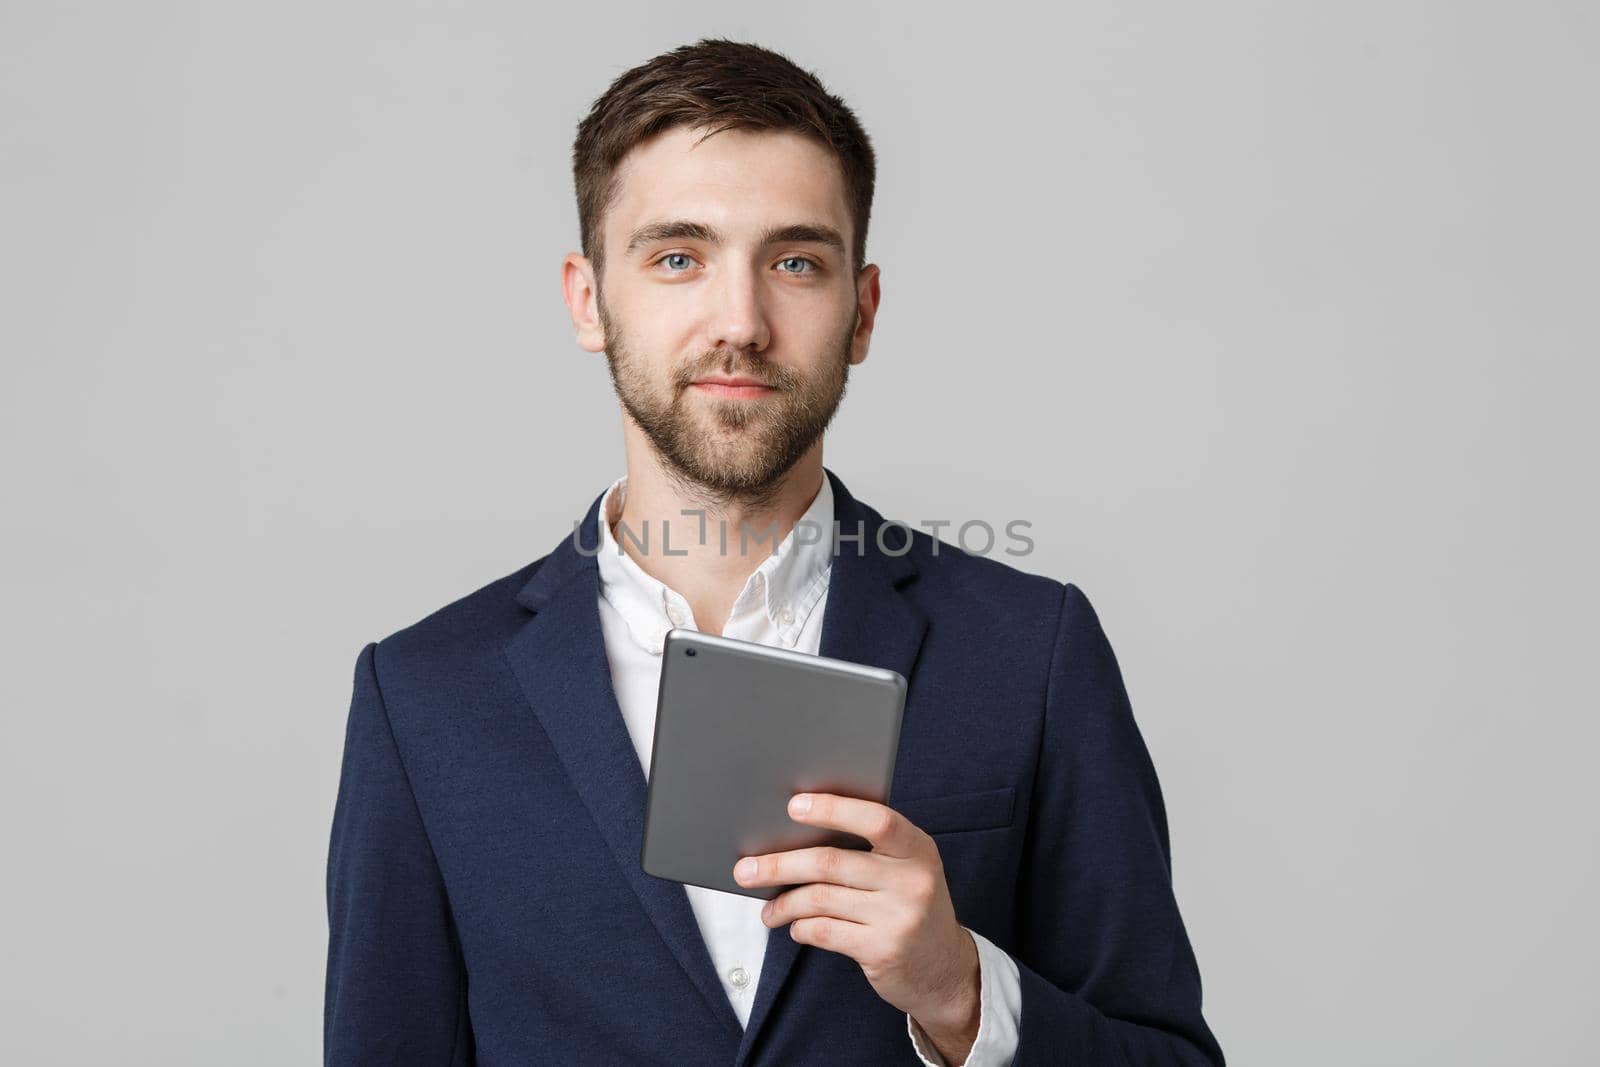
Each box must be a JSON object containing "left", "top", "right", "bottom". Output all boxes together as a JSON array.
[{"left": 891, "top": 784, "right": 1015, "bottom": 835}]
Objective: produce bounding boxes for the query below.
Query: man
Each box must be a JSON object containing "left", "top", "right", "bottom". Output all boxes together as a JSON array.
[{"left": 325, "top": 37, "right": 1224, "bottom": 1067}]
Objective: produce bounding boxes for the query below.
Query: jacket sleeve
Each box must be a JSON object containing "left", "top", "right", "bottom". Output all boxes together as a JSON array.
[
  {"left": 1012, "top": 585, "right": 1225, "bottom": 1065},
  {"left": 325, "top": 641, "right": 474, "bottom": 1066}
]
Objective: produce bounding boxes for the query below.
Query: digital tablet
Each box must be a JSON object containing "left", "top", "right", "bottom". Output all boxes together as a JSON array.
[{"left": 640, "top": 628, "right": 908, "bottom": 901}]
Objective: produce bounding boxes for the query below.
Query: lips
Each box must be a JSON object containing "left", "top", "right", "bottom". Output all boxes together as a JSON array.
[
  {"left": 695, "top": 376, "right": 771, "bottom": 388},
  {"left": 691, "top": 376, "right": 777, "bottom": 398}
]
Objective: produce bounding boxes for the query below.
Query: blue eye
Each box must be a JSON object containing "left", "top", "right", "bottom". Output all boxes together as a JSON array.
[{"left": 654, "top": 253, "right": 819, "bottom": 275}]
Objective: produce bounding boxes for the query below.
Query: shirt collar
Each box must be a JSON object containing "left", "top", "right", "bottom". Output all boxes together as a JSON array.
[{"left": 595, "top": 471, "right": 835, "bottom": 655}]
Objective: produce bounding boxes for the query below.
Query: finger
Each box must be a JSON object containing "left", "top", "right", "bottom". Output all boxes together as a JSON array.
[
  {"left": 733, "top": 844, "right": 883, "bottom": 891},
  {"left": 787, "top": 792, "right": 921, "bottom": 857},
  {"left": 760, "top": 881, "right": 877, "bottom": 929},
  {"left": 787, "top": 915, "right": 870, "bottom": 960}
]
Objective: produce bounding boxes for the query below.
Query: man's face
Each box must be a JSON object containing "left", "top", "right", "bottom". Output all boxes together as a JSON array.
[{"left": 584, "top": 125, "right": 871, "bottom": 502}]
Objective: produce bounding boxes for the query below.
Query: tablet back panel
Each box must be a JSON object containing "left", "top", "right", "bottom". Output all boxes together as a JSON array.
[{"left": 640, "top": 628, "right": 907, "bottom": 900}]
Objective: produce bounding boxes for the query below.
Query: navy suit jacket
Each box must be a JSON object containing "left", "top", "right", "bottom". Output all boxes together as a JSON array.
[{"left": 325, "top": 467, "right": 1225, "bottom": 1065}]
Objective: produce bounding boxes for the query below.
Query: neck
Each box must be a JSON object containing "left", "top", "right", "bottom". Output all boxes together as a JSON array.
[{"left": 611, "top": 438, "right": 826, "bottom": 635}]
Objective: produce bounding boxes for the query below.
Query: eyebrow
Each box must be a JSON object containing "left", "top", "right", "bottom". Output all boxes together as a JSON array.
[{"left": 625, "top": 219, "right": 847, "bottom": 258}]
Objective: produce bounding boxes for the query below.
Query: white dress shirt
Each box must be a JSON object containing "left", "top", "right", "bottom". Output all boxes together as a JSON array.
[{"left": 593, "top": 471, "right": 1022, "bottom": 1066}]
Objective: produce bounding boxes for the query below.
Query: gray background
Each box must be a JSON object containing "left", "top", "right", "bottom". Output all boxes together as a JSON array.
[{"left": 3, "top": 2, "right": 1596, "bottom": 1063}]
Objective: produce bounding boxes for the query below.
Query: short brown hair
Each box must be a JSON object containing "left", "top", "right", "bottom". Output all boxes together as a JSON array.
[{"left": 571, "top": 38, "right": 876, "bottom": 283}]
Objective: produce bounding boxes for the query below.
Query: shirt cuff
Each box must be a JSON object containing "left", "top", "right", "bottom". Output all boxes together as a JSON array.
[{"left": 906, "top": 927, "right": 1022, "bottom": 1067}]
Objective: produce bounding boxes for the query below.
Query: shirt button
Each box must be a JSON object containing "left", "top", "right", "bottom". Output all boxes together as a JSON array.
[
  {"left": 667, "top": 605, "right": 687, "bottom": 627},
  {"left": 776, "top": 607, "right": 795, "bottom": 626},
  {"left": 728, "top": 966, "right": 750, "bottom": 989}
]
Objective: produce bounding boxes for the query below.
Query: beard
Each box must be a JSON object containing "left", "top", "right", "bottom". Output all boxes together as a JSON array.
[{"left": 597, "top": 287, "right": 856, "bottom": 507}]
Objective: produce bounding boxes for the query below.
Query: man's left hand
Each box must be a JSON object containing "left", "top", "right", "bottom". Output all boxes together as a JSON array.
[{"left": 733, "top": 792, "right": 981, "bottom": 1063}]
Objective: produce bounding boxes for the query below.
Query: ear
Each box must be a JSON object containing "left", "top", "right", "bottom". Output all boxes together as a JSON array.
[
  {"left": 848, "top": 263, "right": 881, "bottom": 366},
  {"left": 562, "top": 253, "right": 606, "bottom": 353}
]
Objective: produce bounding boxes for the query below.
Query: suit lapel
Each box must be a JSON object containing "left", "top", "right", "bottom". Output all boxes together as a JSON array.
[
  {"left": 502, "top": 467, "right": 930, "bottom": 1058},
  {"left": 502, "top": 488, "right": 744, "bottom": 1037},
  {"left": 733, "top": 467, "right": 930, "bottom": 1066}
]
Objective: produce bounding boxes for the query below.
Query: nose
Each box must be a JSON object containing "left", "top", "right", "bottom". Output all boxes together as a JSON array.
[{"left": 705, "top": 260, "right": 771, "bottom": 354}]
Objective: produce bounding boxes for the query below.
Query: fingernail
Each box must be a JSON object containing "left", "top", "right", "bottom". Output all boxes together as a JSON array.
[
  {"left": 789, "top": 794, "right": 812, "bottom": 815},
  {"left": 760, "top": 900, "right": 773, "bottom": 920},
  {"left": 736, "top": 857, "right": 757, "bottom": 882}
]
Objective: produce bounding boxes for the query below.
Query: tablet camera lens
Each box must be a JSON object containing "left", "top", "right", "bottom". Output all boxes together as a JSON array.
[{"left": 685, "top": 648, "right": 696, "bottom": 657}]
